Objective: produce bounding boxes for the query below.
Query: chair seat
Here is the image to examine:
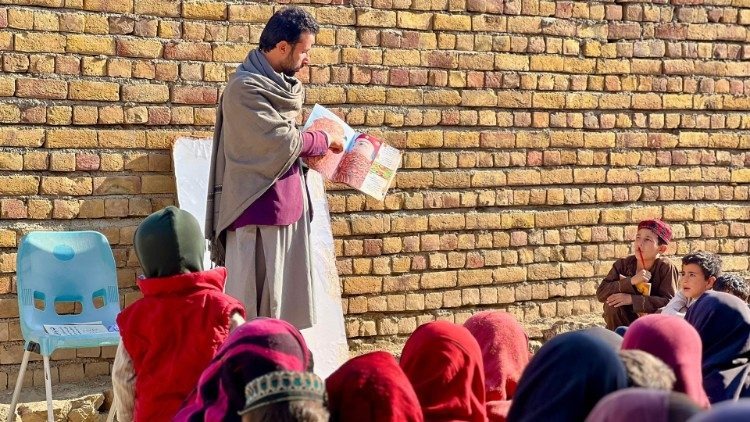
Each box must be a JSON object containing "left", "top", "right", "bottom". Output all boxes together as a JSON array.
[{"left": 24, "top": 329, "right": 121, "bottom": 356}]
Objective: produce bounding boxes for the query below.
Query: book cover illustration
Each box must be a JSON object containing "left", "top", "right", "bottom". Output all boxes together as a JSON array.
[{"left": 302, "top": 104, "right": 401, "bottom": 201}]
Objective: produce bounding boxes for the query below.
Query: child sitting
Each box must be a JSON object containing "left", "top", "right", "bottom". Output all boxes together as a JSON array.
[
  {"left": 596, "top": 219, "right": 678, "bottom": 330},
  {"left": 661, "top": 252, "right": 722, "bottom": 317},
  {"left": 713, "top": 273, "right": 749, "bottom": 303},
  {"left": 112, "top": 206, "right": 245, "bottom": 421}
]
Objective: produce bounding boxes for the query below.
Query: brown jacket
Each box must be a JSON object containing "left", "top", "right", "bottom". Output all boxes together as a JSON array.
[{"left": 596, "top": 255, "right": 678, "bottom": 329}]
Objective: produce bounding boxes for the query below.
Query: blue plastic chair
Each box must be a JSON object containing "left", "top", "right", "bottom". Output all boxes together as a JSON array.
[{"left": 8, "top": 231, "right": 121, "bottom": 422}]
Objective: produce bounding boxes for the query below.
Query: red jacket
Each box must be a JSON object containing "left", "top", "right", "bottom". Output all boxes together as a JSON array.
[{"left": 116, "top": 267, "right": 244, "bottom": 422}]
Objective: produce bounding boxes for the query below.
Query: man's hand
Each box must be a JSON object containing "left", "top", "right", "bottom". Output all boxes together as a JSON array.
[
  {"left": 606, "top": 293, "right": 633, "bottom": 308},
  {"left": 630, "top": 269, "right": 652, "bottom": 285},
  {"left": 325, "top": 132, "right": 344, "bottom": 154}
]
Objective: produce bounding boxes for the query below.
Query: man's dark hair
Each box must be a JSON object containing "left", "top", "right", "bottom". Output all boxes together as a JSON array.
[
  {"left": 681, "top": 251, "right": 722, "bottom": 279},
  {"left": 242, "top": 400, "right": 329, "bottom": 422},
  {"left": 618, "top": 349, "right": 676, "bottom": 390},
  {"left": 714, "top": 273, "right": 750, "bottom": 302},
  {"left": 259, "top": 7, "right": 319, "bottom": 52}
]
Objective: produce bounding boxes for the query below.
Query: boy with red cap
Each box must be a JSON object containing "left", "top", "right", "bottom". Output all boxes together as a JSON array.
[{"left": 596, "top": 219, "right": 679, "bottom": 330}]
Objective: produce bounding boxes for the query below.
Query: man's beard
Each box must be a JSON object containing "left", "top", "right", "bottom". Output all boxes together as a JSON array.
[{"left": 281, "top": 53, "right": 301, "bottom": 77}]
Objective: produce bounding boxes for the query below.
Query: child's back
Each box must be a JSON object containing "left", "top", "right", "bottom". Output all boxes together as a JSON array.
[{"left": 113, "top": 207, "right": 245, "bottom": 421}]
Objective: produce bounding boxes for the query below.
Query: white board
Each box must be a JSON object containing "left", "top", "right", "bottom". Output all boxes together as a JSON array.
[
  {"left": 172, "top": 137, "right": 349, "bottom": 378},
  {"left": 172, "top": 137, "right": 213, "bottom": 270}
]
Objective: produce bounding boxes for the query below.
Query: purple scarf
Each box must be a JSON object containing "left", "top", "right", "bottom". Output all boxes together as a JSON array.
[{"left": 174, "top": 317, "right": 312, "bottom": 422}]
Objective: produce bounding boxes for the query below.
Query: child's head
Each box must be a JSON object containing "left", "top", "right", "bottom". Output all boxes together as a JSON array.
[
  {"left": 633, "top": 219, "right": 672, "bottom": 260},
  {"left": 134, "top": 206, "right": 205, "bottom": 278},
  {"left": 713, "top": 273, "right": 750, "bottom": 303},
  {"left": 680, "top": 252, "right": 722, "bottom": 300},
  {"left": 240, "top": 371, "right": 328, "bottom": 422},
  {"left": 617, "top": 349, "right": 676, "bottom": 391}
]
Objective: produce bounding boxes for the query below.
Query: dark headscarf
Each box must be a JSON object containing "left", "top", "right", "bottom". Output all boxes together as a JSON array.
[
  {"left": 174, "top": 318, "right": 312, "bottom": 422},
  {"left": 686, "top": 291, "right": 750, "bottom": 403},
  {"left": 134, "top": 206, "right": 205, "bottom": 278},
  {"left": 506, "top": 331, "right": 628, "bottom": 422},
  {"left": 586, "top": 389, "right": 700, "bottom": 422},
  {"left": 400, "top": 321, "right": 487, "bottom": 422},
  {"left": 688, "top": 398, "right": 750, "bottom": 421},
  {"left": 622, "top": 314, "right": 710, "bottom": 408},
  {"left": 326, "top": 351, "right": 423, "bottom": 422},
  {"left": 464, "top": 311, "right": 530, "bottom": 421}
]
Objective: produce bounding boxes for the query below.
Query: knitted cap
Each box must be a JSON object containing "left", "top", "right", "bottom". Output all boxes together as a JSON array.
[{"left": 638, "top": 219, "right": 672, "bottom": 244}]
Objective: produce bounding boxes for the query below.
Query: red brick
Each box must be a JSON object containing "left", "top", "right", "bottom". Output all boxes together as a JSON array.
[
  {"left": 655, "top": 24, "right": 688, "bottom": 40},
  {"left": 16, "top": 79, "right": 67, "bottom": 100},
  {"left": 1, "top": 199, "right": 26, "bottom": 219},
  {"left": 171, "top": 86, "right": 218, "bottom": 105},
  {"left": 164, "top": 42, "right": 212, "bottom": 61},
  {"left": 423, "top": 51, "right": 457, "bottom": 69},
  {"left": 76, "top": 153, "right": 100, "bottom": 171},
  {"left": 608, "top": 23, "right": 641, "bottom": 39},
  {"left": 147, "top": 107, "right": 171, "bottom": 125}
]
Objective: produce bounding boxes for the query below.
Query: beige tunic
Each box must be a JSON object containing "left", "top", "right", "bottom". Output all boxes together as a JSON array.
[{"left": 224, "top": 173, "right": 315, "bottom": 329}]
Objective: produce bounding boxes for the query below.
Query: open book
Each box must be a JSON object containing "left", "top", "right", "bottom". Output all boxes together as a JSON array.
[{"left": 302, "top": 104, "right": 401, "bottom": 201}]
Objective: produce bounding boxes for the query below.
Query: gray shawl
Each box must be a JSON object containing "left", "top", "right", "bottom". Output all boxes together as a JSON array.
[{"left": 206, "top": 49, "right": 304, "bottom": 265}]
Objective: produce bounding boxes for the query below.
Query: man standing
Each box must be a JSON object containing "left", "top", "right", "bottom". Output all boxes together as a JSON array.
[{"left": 206, "top": 7, "right": 343, "bottom": 329}]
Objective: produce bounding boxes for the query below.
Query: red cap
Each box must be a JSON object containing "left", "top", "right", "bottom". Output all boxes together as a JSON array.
[{"left": 637, "top": 219, "right": 672, "bottom": 244}]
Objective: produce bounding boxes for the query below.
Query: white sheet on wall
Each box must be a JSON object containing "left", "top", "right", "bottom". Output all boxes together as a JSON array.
[
  {"left": 301, "top": 170, "right": 350, "bottom": 378},
  {"left": 173, "top": 138, "right": 213, "bottom": 270},
  {"left": 172, "top": 137, "right": 349, "bottom": 378}
]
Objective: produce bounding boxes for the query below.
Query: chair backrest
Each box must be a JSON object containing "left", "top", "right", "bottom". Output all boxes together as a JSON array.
[{"left": 16, "top": 231, "right": 120, "bottom": 337}]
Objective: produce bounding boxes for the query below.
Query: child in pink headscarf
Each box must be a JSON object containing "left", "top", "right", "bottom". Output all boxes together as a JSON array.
[
  {"left": 464, "top": 311, "right": 530, "bottom": 421},
  {"left": 621, "top": 314, "right": 710, "bottom": 408}
]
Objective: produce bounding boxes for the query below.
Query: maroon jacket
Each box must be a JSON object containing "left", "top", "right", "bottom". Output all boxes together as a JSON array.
[{"left": 116, "top": 267, "right": 244, "bottom": 421}]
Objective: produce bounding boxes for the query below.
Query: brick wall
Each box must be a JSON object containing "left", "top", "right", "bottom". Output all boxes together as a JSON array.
[{"left": 1, "top": 0, "right": 749, "bottom": 389}]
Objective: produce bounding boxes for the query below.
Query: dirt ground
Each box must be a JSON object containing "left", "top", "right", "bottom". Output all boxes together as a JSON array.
[{"left": 0, "top": 376, "right": 112, "bottom": 421}]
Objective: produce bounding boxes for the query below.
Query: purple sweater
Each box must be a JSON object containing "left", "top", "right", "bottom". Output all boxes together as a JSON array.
[{"left": 230, "top": 130, "right": 328, "bottom": 228}]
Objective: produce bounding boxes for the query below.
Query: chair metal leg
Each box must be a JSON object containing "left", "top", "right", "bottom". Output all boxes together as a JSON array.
[
  {"left": 43, "top": 355, "right": 53, "bottom": 422},
  {"left": 105, "top": 394, "right": 117, "bottom": 422},
  {"left": 7, "top": 349, "right": 31, "bottom": 422}
]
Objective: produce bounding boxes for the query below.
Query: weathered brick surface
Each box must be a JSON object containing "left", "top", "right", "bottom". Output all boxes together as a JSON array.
[{"left": 1, "top": 0, "right": 750, "bottom": 389}]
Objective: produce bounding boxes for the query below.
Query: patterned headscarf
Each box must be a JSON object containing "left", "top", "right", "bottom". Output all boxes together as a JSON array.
[{"left": 174, "top": 318, "right": 312, "bottom": 422}]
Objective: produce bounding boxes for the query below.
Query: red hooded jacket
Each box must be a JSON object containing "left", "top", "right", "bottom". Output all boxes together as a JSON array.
[{"left": 116, "top": 267, "right": 244, "bottom": 421}]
